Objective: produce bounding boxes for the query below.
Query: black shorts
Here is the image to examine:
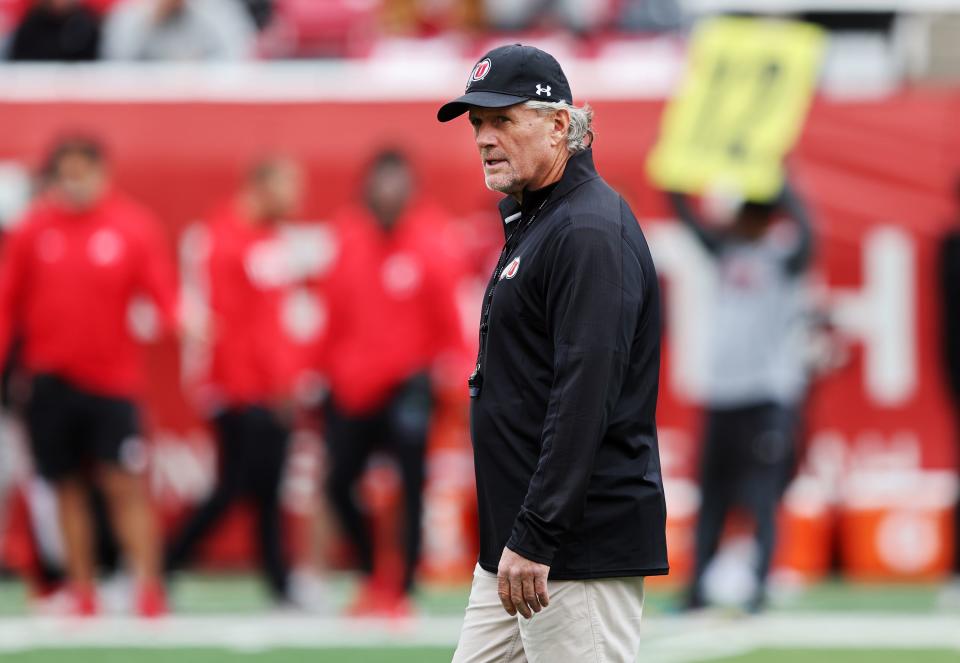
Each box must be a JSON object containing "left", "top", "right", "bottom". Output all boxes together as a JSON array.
[{"left": 26, "top": 373, "right": 145, "bottom": 481}]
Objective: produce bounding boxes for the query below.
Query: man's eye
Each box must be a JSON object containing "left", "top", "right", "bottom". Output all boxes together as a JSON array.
[{"left": 496, "top": 116, "right": 510, "bottom": 124}]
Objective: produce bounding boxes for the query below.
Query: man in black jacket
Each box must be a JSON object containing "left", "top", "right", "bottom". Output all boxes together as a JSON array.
[
  {"left": 438, "top": 44, "right": 667, "bottom": 662},
  {"left": 939, "top": 179, "right": 960, "bottom": 603}
]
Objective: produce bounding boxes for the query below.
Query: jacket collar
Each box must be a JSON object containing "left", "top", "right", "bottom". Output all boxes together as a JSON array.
[{"left": 497, "top": 148, "right": 599, "bottom": 240}]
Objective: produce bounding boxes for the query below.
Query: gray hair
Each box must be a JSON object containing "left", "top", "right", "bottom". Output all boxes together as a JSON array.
[{"left": 524, "top": 100, "right": 594, "bottom": 154}]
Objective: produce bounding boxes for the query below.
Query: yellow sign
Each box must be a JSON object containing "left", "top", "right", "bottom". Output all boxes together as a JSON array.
[{"left": 647, "top": 17, "right": 826, "bottom": 201}]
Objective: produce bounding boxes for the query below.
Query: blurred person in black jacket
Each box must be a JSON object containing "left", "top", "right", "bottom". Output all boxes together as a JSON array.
[
  {"left": 939, "top": 177, "right": 960, "bottom": 605},
  {"left": 669, "top": 181, "right": 815, "bottom": 614},
  {"left": 7, "top": 0, "right": 100, "bottom": 61},
  {"left": 238, "top": 0, "right": 273, "bottom": 30}
]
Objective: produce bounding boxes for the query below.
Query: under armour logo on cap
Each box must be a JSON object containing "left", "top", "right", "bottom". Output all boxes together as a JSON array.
[{"left": 536, "top": 84, "right": 551, "bottom": 97}]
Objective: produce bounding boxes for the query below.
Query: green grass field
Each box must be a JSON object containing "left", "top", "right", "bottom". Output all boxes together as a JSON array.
[
  {"left": 0, "top": 575, "right": 956, "bottom": 663},
  {"left": 713, "top": 652, "right": 960, "bottom": 663},
  {"left": 2, "top": 649, "right": 956, "bottom": 663},
  {"left": 0, "top": 573, "right": 949, "bottom": 616},
  {"left": 0, "top": 650, "right": 452, "bottom": 662}
]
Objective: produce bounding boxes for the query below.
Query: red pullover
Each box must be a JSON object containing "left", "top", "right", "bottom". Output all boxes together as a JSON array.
[
  {"left": 316, "top": 201, "right": 467, "bottom": 415},
  {"left": 0, "top": 190, "right": 177, "bottom": 398},
  {"left": 203, "top": 202, "right": 297, "bottom": 407}
]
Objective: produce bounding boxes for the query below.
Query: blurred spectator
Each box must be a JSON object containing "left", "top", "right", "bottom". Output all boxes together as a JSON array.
[
  {"left": 668, "top": 181, "right": 815, "bottom": 613},
  {"left": 101, "top": 0, "right": 256, "bottom": 61},
  {"left": 258, "top": 0, "right": 379, "bottom": 59},
  {"left": 381, "top": 0, "right": 482, "bottom": 36},
  {"left": 238, "top": 0, "right": 272, "bottom": 30},
  {"left": 7, "top": 0, "right": 100, "bottom": 61},
  {"left": 0, "top": 136, "right": 178, "bottom": 616},
  {"left": 618, "top": 0, "right": 683, "bottom": 32},
  {"left": 0, "top": 233, "right": 12, "bottom": 411},
  {"left": 316, "top": 149, "right": 465, "bottom": 617},
  {"left": 165, "top": 157, "right": 303, "bottom": 608},
  {"left": 0, "top": 226, "right": 15, "bottom": 578},
  {"left": 938, "top": 177, "right": 960, "bottom": 605},
  {"left": 483, "top": 0, "right": 612, "bottom": 34}
]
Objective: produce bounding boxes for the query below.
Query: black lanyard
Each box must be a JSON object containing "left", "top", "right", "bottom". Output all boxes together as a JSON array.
[{"left": 468, "top": 198, "right": 548, "bottom": 398}]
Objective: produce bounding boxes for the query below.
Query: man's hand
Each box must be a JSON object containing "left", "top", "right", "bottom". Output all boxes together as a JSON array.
[{"left": 497, "top": 547, "right": 550, "bottom": 619}]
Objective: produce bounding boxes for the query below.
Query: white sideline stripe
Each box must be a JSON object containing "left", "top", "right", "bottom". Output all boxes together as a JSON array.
[
  {"left": 637, "top": 614, "right": 960, "bottom": 663},
  {"left": 0, "top": 614, "right": 958, "bottom": 662},
  {"left": 0, "top": 615, "right": 465, "bottom": 651},
  {"left": 0, "top": 61, "right": 679, "bottom": 102}
]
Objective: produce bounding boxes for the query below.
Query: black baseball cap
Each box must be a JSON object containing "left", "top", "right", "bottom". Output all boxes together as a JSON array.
[{"left": 437, "top": 44, "right": 573, "bottom": 123}]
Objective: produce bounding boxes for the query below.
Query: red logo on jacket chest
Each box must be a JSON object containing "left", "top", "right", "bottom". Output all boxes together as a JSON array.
[{"left": 500, "top": 256, "right": 521, "bottom": 280}]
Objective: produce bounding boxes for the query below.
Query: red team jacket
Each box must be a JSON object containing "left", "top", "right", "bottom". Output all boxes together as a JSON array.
[
  {"left": 203, "top": 202, "right": 298, "bottom": 408},
  {"left": 316, "top": 201, "right": 467, "bottom": 415},
  {"left": 0, "top": 190, "right": 178, "bottom": 398}
]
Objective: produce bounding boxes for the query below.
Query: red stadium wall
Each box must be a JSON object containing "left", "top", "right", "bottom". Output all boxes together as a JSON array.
[{"left": 2, "top": 89, "right": 959, "bottom": 582}]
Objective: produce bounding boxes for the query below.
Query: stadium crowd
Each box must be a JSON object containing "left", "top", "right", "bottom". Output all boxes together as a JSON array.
[{"left": 0, "top": 0, "right": 684, "bottom": 61}]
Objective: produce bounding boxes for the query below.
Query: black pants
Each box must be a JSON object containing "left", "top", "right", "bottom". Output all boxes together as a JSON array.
[
  {"left": 26, "top": 373, "right": 142, "bottom": 480},
  {"left": 324, "top": 374, "right": 433, "bottom": 593},
  {"left": 688, "top": 401, "right": 796, "bottom": 607},
  {"left": 954, "top": 409, "right": 960, "bottom": 575},
  {"left": 954, "top": 479, "right": 960, "bottom": 575},
  {"left": 165, "top": 406, "right": 291, "bottom": 600}
]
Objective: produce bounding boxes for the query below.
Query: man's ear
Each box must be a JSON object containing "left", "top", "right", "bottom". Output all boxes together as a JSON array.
[{"left": 552, "top": 109, "right": 570, "bottom": 147}]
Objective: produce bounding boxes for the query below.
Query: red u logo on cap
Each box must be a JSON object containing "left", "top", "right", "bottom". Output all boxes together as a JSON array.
[{"left": 471, "top": 58, "right": 492, "bottom": 83}]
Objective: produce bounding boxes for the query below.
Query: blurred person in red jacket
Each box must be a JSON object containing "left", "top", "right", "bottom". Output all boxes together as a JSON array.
[
  {"left": 317, "top": 149, "right": 466, "bottom": 617},
  {"left": 164, "top": 156, "right": 303, "bottom": 607},
  {"left": 0, "top": 136, "right": 178, "bottom": 616}
]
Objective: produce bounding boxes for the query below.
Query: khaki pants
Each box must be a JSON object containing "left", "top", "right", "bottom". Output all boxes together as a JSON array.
[{"left": 452, "top": 564, "right": 645, "bottom": 663}]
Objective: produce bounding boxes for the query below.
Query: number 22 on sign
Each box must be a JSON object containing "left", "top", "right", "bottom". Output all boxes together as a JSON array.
[{"left": 647, "top": 17, "right": 826, "bottom": 202}]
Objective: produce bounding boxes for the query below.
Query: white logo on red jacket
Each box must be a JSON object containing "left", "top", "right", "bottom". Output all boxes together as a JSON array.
[
  {"left": 382, "top": 252, "right": 422, "bottom": 297},
  {"left": 245, "top": 238, "right": 292, "bottom": 288},
  {"left": 88, "top": 229, "right": 124, "bottom": 266},
  {"left": 500, "top": 256, "right": 521, "bottom": 280}
]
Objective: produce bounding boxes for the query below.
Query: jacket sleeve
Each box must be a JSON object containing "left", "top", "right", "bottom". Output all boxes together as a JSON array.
[
  {"left": 0, "top": 226, "right": 30, "bottom": 367},
  {"left": 311, "top": 225, "right": 348, "bottom": 378},
  {"left": 205, "top": 229, "right": 251, "bottom": 389},
  {"left": 135, "top": 214, "right": 180, "bottom": 336},
  {"left": 779, "top": 181, "right": 816, "bottom": 276},
  {"left": 505, "top": 217, "right": 635, "bottom": 565},
  {"left": 667, "top": 191, "right": 723, "bottom": 255},
  {"left": 424, "top": 236, "right": 469, "bottom": 365}
]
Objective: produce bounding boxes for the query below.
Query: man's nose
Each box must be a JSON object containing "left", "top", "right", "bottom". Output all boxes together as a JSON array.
[{"left": 475, "top": 125, "right": 497, "bottom": 150}]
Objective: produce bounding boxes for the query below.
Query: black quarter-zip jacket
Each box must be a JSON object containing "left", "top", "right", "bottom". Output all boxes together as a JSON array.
[{"left": 470, "top": 149, "right": 668, "bottom": 579}]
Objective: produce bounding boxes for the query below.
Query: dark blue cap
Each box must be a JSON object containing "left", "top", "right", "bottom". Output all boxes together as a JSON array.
[{"left": 437, "top": 44, "right": 573, "bottom": 122}]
